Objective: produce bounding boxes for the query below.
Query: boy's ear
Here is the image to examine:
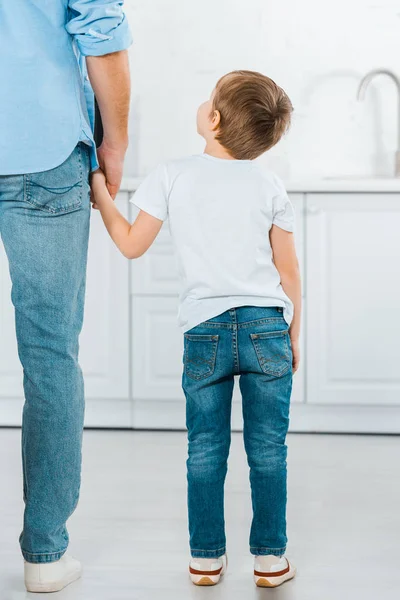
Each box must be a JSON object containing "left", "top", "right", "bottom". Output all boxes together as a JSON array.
[{"left": 210, "top": 109, "right": 221, "bottom": 131}]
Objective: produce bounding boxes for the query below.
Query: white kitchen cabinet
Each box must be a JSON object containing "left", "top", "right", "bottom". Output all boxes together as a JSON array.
[
  {"left": 0, "top": 191, "right": 131, "bottom": 427},
  {"left": 306, "top": 193, "right": 400, "bottom": 406},
  {"left": 3, "top": 179, "right": 400, "bottom": 433}
]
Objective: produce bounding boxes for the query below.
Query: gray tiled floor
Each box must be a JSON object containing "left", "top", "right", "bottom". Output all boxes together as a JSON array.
[{"left": 0, "top": 429, "right": 398, "bottom": 600}]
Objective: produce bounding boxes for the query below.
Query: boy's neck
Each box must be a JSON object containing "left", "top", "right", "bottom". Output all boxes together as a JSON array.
[{"left": 203, "top": 140, "right": 235, "bottom": 160}]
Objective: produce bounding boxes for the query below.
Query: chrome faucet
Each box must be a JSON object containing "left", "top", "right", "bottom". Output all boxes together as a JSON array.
[{"left": 357, "top": 69, "right": 400, "bottom": 177}]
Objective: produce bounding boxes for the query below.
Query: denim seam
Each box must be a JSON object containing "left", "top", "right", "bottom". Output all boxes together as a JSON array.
[
  {"left": 250, "top": 546, "right": 286, "bottom": 553},
  {"left": 197, "top": 317, "right": 285, "bottom": 330},
  {"left": 232, "top": 326, "right": 239, "bottom": 373},
  {"left": 184, "top": 334, "right": 218, "bottom": 341},
  {"left": 238, "top": 317, "right": 285, "bottom": 329},
  {"left": 191, "top": 546, "right": 226, "bottom": 553},
  {"left": 21, "top": 548, "right": 68, "bottom": 557}
]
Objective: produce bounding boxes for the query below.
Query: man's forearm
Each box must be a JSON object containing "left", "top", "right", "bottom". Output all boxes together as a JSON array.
[
  {"left": 86, "top": 50, "right": 130, "bottom": 197},
  {"left": 86, "top": 50, "right": 130, "bottom": 149}
]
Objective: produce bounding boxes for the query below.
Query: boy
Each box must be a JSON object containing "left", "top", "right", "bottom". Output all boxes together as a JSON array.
[{"left": 91, "top": 70, "right": 301, "bottom": 588}]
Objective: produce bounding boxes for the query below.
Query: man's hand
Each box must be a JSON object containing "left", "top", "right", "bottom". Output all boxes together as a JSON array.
[
  {"left": 291, "top": 337, "right": 301, "bottom": 373},
  {"left": 96, "top": 139, "right": 127, "bottom": 199}
]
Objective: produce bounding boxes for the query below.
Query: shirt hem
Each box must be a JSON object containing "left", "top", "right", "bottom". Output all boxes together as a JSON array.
[
  {"left": 131, "top": 197, "right": 167, "bottom": 222},
  {"left": 0, "top": 134, "right": 83, "bottom": 176},
  {"left": 272, "top": 219, "right": 294, "bottom": 232}
]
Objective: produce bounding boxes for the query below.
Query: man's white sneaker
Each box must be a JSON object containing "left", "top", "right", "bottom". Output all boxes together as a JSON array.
[
  {"left": 189, "top": 554, "right": 227, "bottom": 586},
  {"left": 254, "top": 554, "right": 296, "bottom": 587},
  {"left": 24, "top": 554, "right": 82, "bottom": 593}
]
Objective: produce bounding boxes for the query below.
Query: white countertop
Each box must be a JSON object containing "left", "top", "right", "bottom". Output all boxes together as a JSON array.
[{"left": 121, "top": 176, "right": 400, "bottom": 194}]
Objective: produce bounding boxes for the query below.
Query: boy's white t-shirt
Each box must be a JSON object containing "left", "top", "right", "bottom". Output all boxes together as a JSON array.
[{"left": 130, "top": 154, "right": 295, "bottom": 333}]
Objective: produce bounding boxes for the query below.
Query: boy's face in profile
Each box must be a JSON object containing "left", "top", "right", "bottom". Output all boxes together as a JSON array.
[{"left": 197, "top": 89, "right": 215, "bottom": 138}]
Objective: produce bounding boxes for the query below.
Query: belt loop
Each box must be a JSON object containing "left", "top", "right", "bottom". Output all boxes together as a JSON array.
[{"left": 229, "top": 308, "right": 237, "bottom": 324}]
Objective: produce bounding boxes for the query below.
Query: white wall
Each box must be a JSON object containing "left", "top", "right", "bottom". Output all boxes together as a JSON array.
[{"left": 124, "top": 0, "right": 400, "bottom": 180}]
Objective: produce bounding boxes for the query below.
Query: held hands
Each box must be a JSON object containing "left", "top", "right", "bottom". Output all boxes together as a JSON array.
[
  {"left": 90, "top": 169, "right": 110, "bottom": 210},
  {"left": 96, "top": 138, "right": 127, "bottom": 199}
]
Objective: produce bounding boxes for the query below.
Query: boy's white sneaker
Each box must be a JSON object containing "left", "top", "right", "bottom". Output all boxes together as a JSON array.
[
  {"left": 254, "top": 554, "right": 296, "bottom": 587},
  {"left": 24, "top": 554, "right": 82, "bottom": 593},
  {"left": 189, "top": 554, "right": 227, "bottom": 586}
]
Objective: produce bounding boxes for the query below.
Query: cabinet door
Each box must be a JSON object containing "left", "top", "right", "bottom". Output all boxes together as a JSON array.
[
  {"left": 130, "top": 296, "right": 185, "bottom": 428},
  {"left": 306, "top": 193, "right": 400, "bottom": 405},
  {"left": 131, "top": 296, "right": 182, "bottom": 399},
  {"left": 80, "top": 192, "right": 130, "bottom": 403}
]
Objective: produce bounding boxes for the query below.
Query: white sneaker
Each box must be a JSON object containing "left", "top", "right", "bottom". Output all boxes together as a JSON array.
[
  {"left": 24, "top": 554, "right": 82, "bottom": 593},
  {"left": 189, "top": 554, "right": 227, "bottom": 586},
  {"left": 254, "top": 554, "right": 296, "bottom": 587}
]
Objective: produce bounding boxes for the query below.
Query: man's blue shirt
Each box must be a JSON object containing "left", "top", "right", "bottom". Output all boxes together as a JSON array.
[{"left": 0, "top": 0, "right": 132, "bottom": 175}]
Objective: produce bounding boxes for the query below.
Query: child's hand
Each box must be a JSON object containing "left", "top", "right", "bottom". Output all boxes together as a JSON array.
[
  {"left": 291, "top": 337, "right": 300, "bottom": 373},
  {"left": 90, "top": 169, "right": 110, "bottom": 210}
]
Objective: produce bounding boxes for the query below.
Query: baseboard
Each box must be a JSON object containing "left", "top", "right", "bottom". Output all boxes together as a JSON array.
[
  {"left": 1, "top": 397, "right": 400, "bottom": 434},
  {"left": 0, "top": 398, "right": 132, "bottom": 428},
  {"left": 132, "top": 399, "right": 400, "bottom": 434}
]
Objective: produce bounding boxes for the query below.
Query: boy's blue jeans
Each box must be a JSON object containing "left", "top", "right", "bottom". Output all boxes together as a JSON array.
[
  {"left": 0, "top": 144, "right": 90, "bottom": 563},
  {"left": 183, "top": 306, "right": 293, "bottom": 558}
]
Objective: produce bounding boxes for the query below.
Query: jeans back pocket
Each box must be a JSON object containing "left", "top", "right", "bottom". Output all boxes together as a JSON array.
[
  {"left": 250, "top": 330, "right": 291, "bottom": 377},
  {"left": 184, "top": 334, "right": 219, "bottom": 381},
  {"left": 25, "top": 143, "right": 90, "bottom": 214}
]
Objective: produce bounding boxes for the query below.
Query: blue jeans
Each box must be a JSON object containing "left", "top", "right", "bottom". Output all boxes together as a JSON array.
[
  {"left": 0, "top": 144, "right": 91, "bottom": 563},
  {"left": 183, "top": 306, "right": 293, "bottom": 558}
]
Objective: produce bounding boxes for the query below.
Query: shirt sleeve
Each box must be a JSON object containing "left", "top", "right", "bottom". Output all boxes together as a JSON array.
[
  {"left": 271, "top": 176, "right": 295, "bottom": 232},
  {"left": 129, "top": 164, "right": 169, "bottom": 222},
  {"left": 66, "top": 1, "right": 132, "bottom": 57}
]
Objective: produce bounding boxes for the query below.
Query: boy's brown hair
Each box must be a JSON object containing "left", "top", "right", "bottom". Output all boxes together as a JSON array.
[{"left": 211, "top": 70, "right": 293, "bottom": 160}]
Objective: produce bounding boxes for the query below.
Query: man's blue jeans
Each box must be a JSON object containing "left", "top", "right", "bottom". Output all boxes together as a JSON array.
[
  {"left": 0, "top": 144, "right": 90, "bottom": 563},
  {"left": 183, "top": 306, "right": 293, "bottom": 559}
]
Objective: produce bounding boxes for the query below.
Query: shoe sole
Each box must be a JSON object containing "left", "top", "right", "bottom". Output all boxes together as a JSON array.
[
  {"left": 25, "top": 569, "right": 82, "bottom": 593},
  {"left": 191, "top": 575, "right": 221, "bottom": 586},
  {"left": 255, "top": 565, "right": 296, "bottom": 588}
]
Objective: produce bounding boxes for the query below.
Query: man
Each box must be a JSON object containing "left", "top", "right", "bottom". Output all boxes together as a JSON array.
[{"left": 0, "top": 1, "right": 132, "bottom": 592}]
